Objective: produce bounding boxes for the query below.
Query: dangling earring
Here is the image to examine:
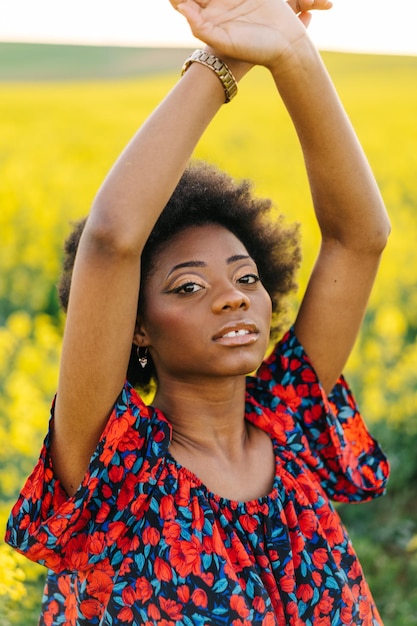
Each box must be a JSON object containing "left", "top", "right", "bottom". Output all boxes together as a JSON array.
[{"left": 137, "top": 346, "right": 148, "bottom": 368}]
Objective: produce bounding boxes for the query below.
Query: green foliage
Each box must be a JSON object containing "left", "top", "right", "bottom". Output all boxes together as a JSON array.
[{"left": 1, "top": 48, "right": 416, "bottom": 625}]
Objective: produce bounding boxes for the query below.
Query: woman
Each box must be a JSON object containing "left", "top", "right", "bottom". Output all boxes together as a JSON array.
[{"left": 6, "top": 0, "right": 391, "bottom": 624}]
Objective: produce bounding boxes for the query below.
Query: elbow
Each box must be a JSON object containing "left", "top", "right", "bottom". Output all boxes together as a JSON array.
[
  {"left": 370, "top": 214, "right": 391, "bottom": 256},
  {"left": 85, "top": 207, "right": 143, "bottom": 259}
]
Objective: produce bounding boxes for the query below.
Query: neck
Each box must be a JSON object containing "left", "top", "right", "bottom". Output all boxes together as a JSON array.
[{"left": 152, "top": 375, "right": 248, "bottom": 456}]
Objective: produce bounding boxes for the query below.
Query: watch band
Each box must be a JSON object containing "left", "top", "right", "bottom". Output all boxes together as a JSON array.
[{"left": 181, "top": 50, "right": 238, "bottom": 104}]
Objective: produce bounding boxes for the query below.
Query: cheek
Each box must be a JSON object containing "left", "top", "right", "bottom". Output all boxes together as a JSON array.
[
  {"left": 260, "top": 288, "right": 273, "bottom": 321},
  {"left": 142, "top": 302, "right": 191, "bottom": 346}
]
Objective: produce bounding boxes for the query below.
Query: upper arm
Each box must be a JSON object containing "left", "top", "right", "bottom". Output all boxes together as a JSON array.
[
  {"left": 52, "top": 224, "right": 141, "bottom": 494},
  {"left": 294, "top": 238, "right": 383, "bottom": 394}
]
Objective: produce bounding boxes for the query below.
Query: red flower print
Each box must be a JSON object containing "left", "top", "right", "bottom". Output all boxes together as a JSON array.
[
  {"left": 229, "top": 535, "right": 254, "bottom": 570},
  {"left": 313, "top": 617, "right": 333, "bottom": 626},
  {"left": 64, "top": 591, "right": 78, "bottom": 626},
  {"left": 191, "top": 588, "right": 208, "bottom": 608},
  {"left": 135, "top": 576, "right": 153, "bottom": 603},
  {"left": 175, "top": 478, "right": 191, "bottom": 508},
  {"left": 300, "top": 368, "right": 317, "bottom": 383},
  {"left": 154, "top": 556, "right": 173, "bottom": 582},
  {"left": 21, "top": 460, "right": 45, "bottom": 502},
  {"left": 147, "top": 603, "right": 161, "bottom": 620},
  {"left": 273, "top": 384, "right": 302, "bottom": 412},
  {"left": 96, "top": 501, "right": 111, "bottom": 523},
  {"left": 311, "top": 548, "right": 329, "bottom": 569},
  {"left": 170, "top": 535, "right": 202, "bottom": 577},
  {"left": 317, "top": 589, "right": 334, "bottom": 615},
  {"left": 348, "top": 559, "right": 363, "bottom": 581},
  {"left": 63, "top": 535, "right": 89, "bottom": 569},
  {"left": 117, "top": 606, "right": 134, "bottom": 622},
  {"left": 201, "top": 571, "right": 214, "bottom": 587},
  {"left": 318, "top": 509, "right": 344, "bottom": 546},
  {"left": 105, "top": 415, "right": 131, "bottom": 448},
  {"left": 162, "top": 521, "right": 181, "bottom": 545},
  {"left": 124, "top": 453, "right": 137, "bottom": 470},
  {"left": 142, "top": 526, "right": 160, "bottom": 546},
  {"left": 230, "top": 594, "right": 251, "bottom": 618},
  {"left": 359, "top": 598, "right": 373, "bottom": 621},
  {"left": 160, "top": 494, "right": 176, "bottom": 521},
  {"left": 159, "top": 597, "right": 183, "bottom": 620},
  {"left": 80, "top": 599, "right": 103, "bottom": 620},
  {"left": 122, "top": 585, "right": 136, "bottom": 606},
  {"left": 297, "top": 584, "right": 314, "bottom": 602},
  {"left": 240, "top": 514, "right": 259, "bottom": 534},
  {"left": 119, "top": 557, "right": 134, "bottom": 576},
  {"left": 289, "top": 529, "right": 306, "bottom": 558},
  {"left": 190, "top": 497, "right": 205, "bottom": 532},
  {"left": 177, "top": 585, "right": 190, "bottom": 603},
  {"left": 48, "top": 516, "right": 70, "bottom": 537},
  {"left": 296, "top": 383, "right": 309, "bottom": 398},
  {"left": 43, "top": 599, "right": 60, "bottom": 626},
  {"left": 85, "top": 561, "right": 114, "bottom": 603},
  {"left": 298, "top": 509, "right": 318, "bottom": 540},
  {"left": 130, "top": 492, "right": 148, "bottom": 516},
  {"left": 26, "top": 542, "right": 62, "bottom": 571},
  {"left": 262, "top": 612, "right": 278, "bottom": 626},
  {"left": 116, "top": 473, "right": 139, "bottom": 510},
  {"left": 341, "top": 606, "right": 353, "bottom": 624},
  {"left": 289, "top": 358, "right": 301, "bottom": 371},
  {"left": 106, "top": 521, "right": 126, "bottom": 544},
  {"left": 279, "top": 573, "right": 295, "bottom": 594},
  {"left": 253, "top": 595, "right": 266, "bottom": 613},
  {"left": 109, "top": 464, "right": 124, "bottom": 483},
  {"left": 86, "top": 531, "right": 106, "bottom": 555},
  {"left": 331, "top": 548, "right": 342, "bottom": 567},
  {"left": 99, "top": 445, "right": 115, "bottom": 467}
]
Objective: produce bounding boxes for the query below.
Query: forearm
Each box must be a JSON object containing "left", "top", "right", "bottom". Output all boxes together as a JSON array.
[
  {"left": 87, "top": 54, "right": 249, "bottom": 253},
  {"left": 270, "top": 37, "right": 390, "bottom": 251}
]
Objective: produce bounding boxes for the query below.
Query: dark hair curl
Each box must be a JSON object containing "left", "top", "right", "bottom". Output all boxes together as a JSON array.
[{"left": 58, "top": 161, "right": 301, "bottom": 393}]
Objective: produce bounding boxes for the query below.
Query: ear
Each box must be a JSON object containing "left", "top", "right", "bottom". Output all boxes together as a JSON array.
[{"left": 132, "top": 317, "right": 151, "bottom": 348}]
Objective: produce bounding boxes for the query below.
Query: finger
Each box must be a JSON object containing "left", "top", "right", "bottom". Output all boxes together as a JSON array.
[
  {"left": 298, "top": 11, "right": 313, "bottom": 27},
  {"left": 287, "top": 0, "right": 332, "bottom": 13}
]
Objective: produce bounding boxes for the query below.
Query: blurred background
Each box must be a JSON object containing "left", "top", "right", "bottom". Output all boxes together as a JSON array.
[{"left": 1, "top": 2, "right": 417, "bottom": 624}]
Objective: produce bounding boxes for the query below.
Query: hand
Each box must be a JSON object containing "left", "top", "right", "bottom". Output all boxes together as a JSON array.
[{"left": 170, "top": 0, "right": 332, "bottom": 69}]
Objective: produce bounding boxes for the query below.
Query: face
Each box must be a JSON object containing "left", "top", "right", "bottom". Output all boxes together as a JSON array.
[{"left": 136, "top": 224, "right": 272, "bottom": 384}]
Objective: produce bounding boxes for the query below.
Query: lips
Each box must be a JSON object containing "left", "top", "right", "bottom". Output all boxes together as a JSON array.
[
  {"left": 222, "top": 329, "right": 251, "bottom": 338},
  {"left": 212, "top": 322, "right": 259, "bottom": 345}
]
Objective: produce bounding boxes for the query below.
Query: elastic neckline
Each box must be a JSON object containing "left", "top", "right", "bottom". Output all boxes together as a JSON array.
[{"left": 164, "top": 445, "right": 281, "bottom": 510}]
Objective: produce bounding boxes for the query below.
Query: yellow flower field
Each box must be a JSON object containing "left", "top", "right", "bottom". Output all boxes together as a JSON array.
[{"left": 0, "top": 51, "right": 416, "bottom": 624}]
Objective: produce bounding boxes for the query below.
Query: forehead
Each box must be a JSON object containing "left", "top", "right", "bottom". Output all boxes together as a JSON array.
[{"left": 153, "top": 224, "right": 250, "bottom": 270}]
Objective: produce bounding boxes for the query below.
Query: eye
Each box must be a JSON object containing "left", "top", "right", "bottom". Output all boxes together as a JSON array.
[
  {"left": 237, "top": 273, "right": 260, "bottom": 285},
  {"left": 172, "top": 281, "right": 204, "bottom": 294}
]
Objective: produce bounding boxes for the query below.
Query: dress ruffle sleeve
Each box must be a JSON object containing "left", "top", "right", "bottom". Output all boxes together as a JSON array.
[
  {"left": 254, "top": 326, "right": 389, "bottom": 503},
  {"left": 4, "top": 382, "right": 171, "bottom": 573}
]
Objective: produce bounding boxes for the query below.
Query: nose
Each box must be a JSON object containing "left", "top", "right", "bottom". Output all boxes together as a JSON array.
[{"left": 212, "top": 285, "right": 250, "bottom": 313}]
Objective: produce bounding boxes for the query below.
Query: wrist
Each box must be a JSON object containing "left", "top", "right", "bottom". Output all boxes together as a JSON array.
[
  {"left": 181, "top": 49, "right": 238, "bottom": 103},
  {"left": 202, "top": 46, "right": 253, "bottom": 83},
  {"left": 267, "top": 34, "right": 318, "bottom": 78}
]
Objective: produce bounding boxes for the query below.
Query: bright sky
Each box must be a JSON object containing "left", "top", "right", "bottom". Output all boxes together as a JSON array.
[{"left": 0, "top": 0, "right": 416, "bottom": 55}]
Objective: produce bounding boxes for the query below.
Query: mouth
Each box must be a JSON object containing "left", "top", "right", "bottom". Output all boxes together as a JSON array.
[
  {"left": 212, "top": 323, "right": 259, "bottom": 346},
  {"left": 222, "top": 329, "right": 252, "bottom": 338}
]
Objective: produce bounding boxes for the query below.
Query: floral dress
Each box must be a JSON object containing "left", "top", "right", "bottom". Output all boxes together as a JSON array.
[{"left": 5, "top": 328, "right": 389, "bottom": 626}]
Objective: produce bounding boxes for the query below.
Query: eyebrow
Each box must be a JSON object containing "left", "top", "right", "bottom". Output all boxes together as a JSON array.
[{"left": 167, "top": 254, "right": 251, "bottom": 277}]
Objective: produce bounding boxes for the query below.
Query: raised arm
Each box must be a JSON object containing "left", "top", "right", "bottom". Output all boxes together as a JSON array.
[
  {"left": 174, "top": 0, "right": 390, "bottom": 392},
  {"left": 53, "top": 50, "right": 250, "bottom": 494},
  {"left": 274, "top": 39, "right": 391, "bottom": 392}
]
